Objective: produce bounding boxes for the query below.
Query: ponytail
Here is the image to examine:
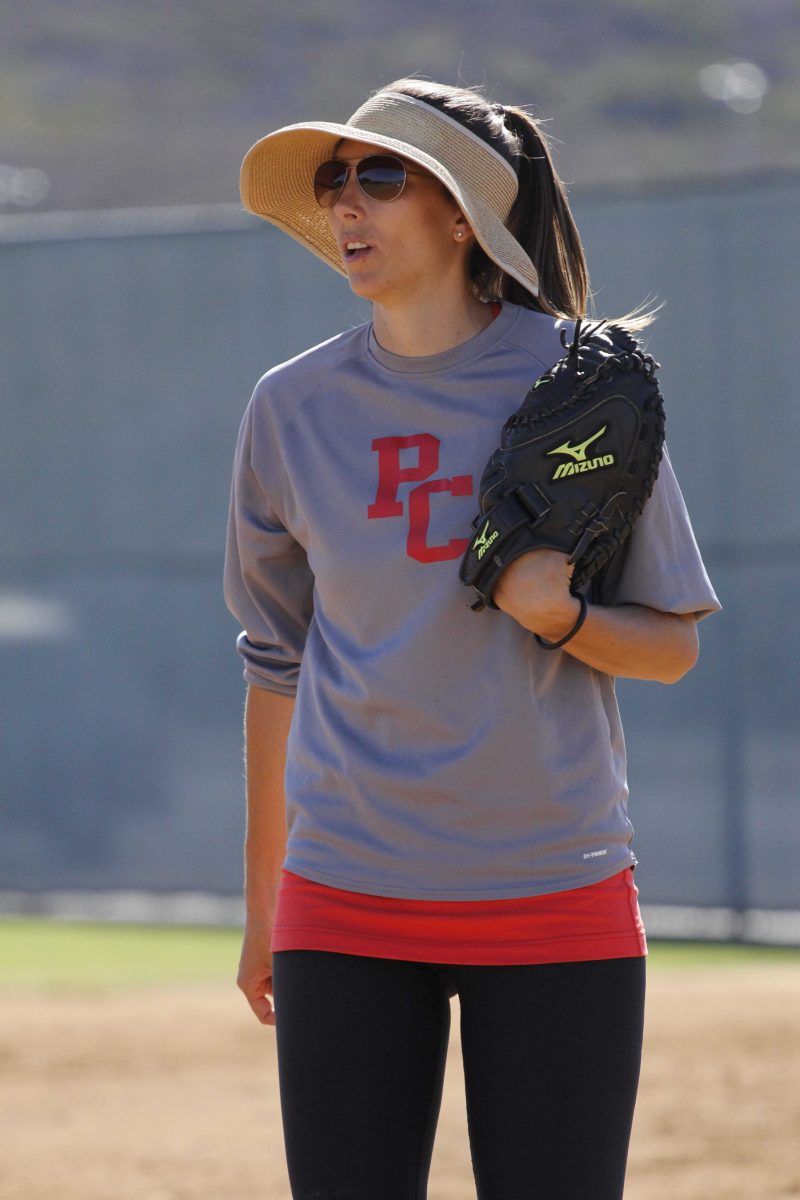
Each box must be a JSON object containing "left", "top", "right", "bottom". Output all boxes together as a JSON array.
[
  {"left": 380, "top": 78, "right": 656, "bottom": 332},
  {"left": 488, "top": 106, "right": 588, "bottom": 320}
]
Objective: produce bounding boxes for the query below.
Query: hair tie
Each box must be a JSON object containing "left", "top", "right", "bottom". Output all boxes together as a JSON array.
[
  {"left": 491, "top": 102, "right": 506, "bottom": 118},
  {"left": 534, "top": 592, "right": 588, "bottom": 650}
]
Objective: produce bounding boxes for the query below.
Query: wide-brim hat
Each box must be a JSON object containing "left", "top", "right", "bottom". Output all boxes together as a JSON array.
[{"left": 240, "top": 90, "right": 540, "bottom": 299}]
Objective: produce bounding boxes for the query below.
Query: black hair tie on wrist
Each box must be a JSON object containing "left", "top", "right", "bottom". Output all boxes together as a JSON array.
[{"left": 534, "top": 592, "right": 588, "bottom": 650}]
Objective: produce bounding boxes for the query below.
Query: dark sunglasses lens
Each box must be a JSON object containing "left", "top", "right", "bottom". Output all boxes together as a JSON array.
[
  {"left": 313, "top": 160, "right": 348, "bottom": 207},
  {"left": 313, "top": 155, "right": 408, "bottom": 206},
  {"left": 356, "top": 156, "right": 406, "bottom": 200}
]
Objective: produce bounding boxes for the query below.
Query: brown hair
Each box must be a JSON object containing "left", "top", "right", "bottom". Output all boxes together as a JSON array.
[{"left": 379, "top": 78, "right": 653, "bottom": 329}]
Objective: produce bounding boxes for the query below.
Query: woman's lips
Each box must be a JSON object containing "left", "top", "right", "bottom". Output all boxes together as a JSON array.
[{"left": 342, "top": 240, "right": 373, "bottom": 263}]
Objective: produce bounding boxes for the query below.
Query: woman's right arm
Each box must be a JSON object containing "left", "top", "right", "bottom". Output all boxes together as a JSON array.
[{"left": 237, "top": 684, "right": 295, "bottom": 1027}]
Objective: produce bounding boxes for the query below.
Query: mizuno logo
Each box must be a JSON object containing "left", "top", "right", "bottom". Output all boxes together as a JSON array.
[
  {"left": 547, "top": 426, "right": 607, "bottom": 463},
  {"left": 472, "top": 520, "right": 499, "bottom": 560},
  {"left": 546, "top": 425, "right": 615, "bottom": 481},
  {"left": 552, "top": 454, "right": 614, "bottom": 479}
]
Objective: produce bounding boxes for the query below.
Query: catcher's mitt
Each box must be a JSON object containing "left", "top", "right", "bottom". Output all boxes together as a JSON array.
[{"left": 459, "top": 320, "right": 665, "bottom": 639}]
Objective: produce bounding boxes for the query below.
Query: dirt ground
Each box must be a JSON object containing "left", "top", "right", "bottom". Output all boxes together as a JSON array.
[{"left": 1, "top": 963, "right": 799, "bottom": 1200}]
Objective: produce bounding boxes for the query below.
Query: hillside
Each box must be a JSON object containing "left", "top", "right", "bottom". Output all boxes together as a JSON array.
[{"left": 1, "top": 0, "right": 799, "bottom": 212}]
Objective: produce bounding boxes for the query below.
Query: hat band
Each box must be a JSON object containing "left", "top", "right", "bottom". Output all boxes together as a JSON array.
[
  {"left": 349, "top": 92, "right": 519, "bottom": 184},
  {"left": 344, "top": 91, "right": 519, "bottom": 221}
]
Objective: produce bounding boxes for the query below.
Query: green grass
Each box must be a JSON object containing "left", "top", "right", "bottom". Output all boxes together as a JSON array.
[
  {"left": 0, "top": 918, "right": 797, "bottom": 991},
  {"left": 0, "top": 918, "right": 241, "bottom": 990},
  {"left": 646, "top": 941, "right": 800, "bottom": 970}
]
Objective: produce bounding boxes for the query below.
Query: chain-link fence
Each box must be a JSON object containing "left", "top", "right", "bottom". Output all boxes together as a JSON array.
[{"left": 1, "top": 175, "right": 797, "bottom": 939}]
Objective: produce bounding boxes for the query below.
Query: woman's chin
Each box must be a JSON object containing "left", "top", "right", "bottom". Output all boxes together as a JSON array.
[{"left": 344, "top": 271, "right": 382, "bottom": 302}]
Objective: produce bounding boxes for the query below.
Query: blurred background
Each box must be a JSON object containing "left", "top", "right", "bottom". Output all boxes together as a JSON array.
[{"left": 1, "top": 0, "right": 798, "bottom": 940}]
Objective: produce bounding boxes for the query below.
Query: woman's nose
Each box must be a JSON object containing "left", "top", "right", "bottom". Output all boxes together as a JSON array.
[{"left": 332, "top": 168, "right": 366, "bottom": 215}]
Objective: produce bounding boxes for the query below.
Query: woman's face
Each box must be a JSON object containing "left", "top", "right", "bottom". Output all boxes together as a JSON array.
[{"left": 322, "top": 138, "right": 470, "bottom": 308}]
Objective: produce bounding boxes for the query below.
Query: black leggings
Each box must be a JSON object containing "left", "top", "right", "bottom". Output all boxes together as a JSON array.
[{"left": 272, "top": 950, "right": 646, "bottom": 1200}]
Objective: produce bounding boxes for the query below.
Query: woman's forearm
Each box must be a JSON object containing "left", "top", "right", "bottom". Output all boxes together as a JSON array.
[
  {"left": 558, "top": 602, "right": 699, "bottom": 683},
  {"left": 243, "top": 685, "right": 295, "bottom": 917},
  {"left": 493, "top": 548, "right": 699, "bottom": 684}
]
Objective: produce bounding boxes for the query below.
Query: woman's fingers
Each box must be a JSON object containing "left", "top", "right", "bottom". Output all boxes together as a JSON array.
[
  {"left": 238, "top": 965, "right": 277, "bottom": 1025},
  {"left": 238, "top": 929, "right": 277, "bottom": 1025},
  {"left": 249, "top": 985, "right": 277, "bottom": 1026},
  {"left": 493, "top": 549, "right": 575, "bottom": 632}
]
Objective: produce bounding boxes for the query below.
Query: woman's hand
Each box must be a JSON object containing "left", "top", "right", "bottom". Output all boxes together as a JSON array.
[
  {"left": 492, "top": 547, "right": 700, "bottom": 683},
  {"left": 238, "top": 913, "right": 277, "bottom": 1026},
  {"left": 492, "top": 549, "right": 581, "bottom": 643}
]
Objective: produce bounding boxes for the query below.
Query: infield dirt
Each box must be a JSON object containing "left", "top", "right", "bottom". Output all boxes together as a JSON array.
[{"left": 1, "top": 961, "right": 798, "bottom": 1199}]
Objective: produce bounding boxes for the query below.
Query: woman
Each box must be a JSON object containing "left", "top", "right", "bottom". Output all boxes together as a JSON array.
[{"left": 224, "top": 78, "right": 720, "bottom": 1200}]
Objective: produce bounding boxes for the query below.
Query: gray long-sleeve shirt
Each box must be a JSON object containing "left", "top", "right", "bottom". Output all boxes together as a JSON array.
[{"left": 224, "top": 302, "right": 720, "bottom": 900}]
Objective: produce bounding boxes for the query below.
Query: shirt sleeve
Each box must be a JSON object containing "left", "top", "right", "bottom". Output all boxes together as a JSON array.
[
  {"left": 594, "top": 445, "right": 721, "bottom": 619},
  {"left": 223, "top": 391, "right": 314, "bottom": 694}
]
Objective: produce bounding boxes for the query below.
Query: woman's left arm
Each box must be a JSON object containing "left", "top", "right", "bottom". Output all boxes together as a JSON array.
[{"left": 493, "top": 549, "right": 699, "bottom": 684}]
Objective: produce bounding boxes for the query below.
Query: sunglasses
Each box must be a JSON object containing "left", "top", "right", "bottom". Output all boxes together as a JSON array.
[{"left": 313, "top": 154, "right": 429, "bottom": 207}]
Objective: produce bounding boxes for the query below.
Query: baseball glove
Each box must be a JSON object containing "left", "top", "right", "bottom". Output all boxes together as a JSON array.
[{"left": 458, "top": 319, "right": 665, "bottom": 645}]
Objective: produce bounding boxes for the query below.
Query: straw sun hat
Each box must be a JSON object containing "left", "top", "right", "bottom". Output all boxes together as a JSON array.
[{"left": 240, "top": 90, "right": 540, "bottom": 299}]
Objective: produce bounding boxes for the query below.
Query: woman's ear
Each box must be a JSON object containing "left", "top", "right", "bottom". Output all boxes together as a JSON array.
[{"left": 453, "top": 215, "right": 474, "bottom": 243}]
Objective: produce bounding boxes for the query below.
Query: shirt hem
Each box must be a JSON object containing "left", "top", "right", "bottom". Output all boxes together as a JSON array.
[
  {"left": 243, "top": 672, "right": 298, "bottom": 696},
  {"left": 280, "top": 855, "right": 638, "bottom": 901}
]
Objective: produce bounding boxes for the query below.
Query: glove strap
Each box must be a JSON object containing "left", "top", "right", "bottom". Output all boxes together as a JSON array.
[
  {"left": 460, "top": 484, "right": 553, "bottom": 611},
  {"left": 534, "top": 592, "right": 588, "bottom": 650}
]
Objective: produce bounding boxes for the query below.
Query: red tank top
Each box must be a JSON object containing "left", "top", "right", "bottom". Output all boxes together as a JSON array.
[{"left": 271, "top": 867, "right": 647, "bottom": 965}]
